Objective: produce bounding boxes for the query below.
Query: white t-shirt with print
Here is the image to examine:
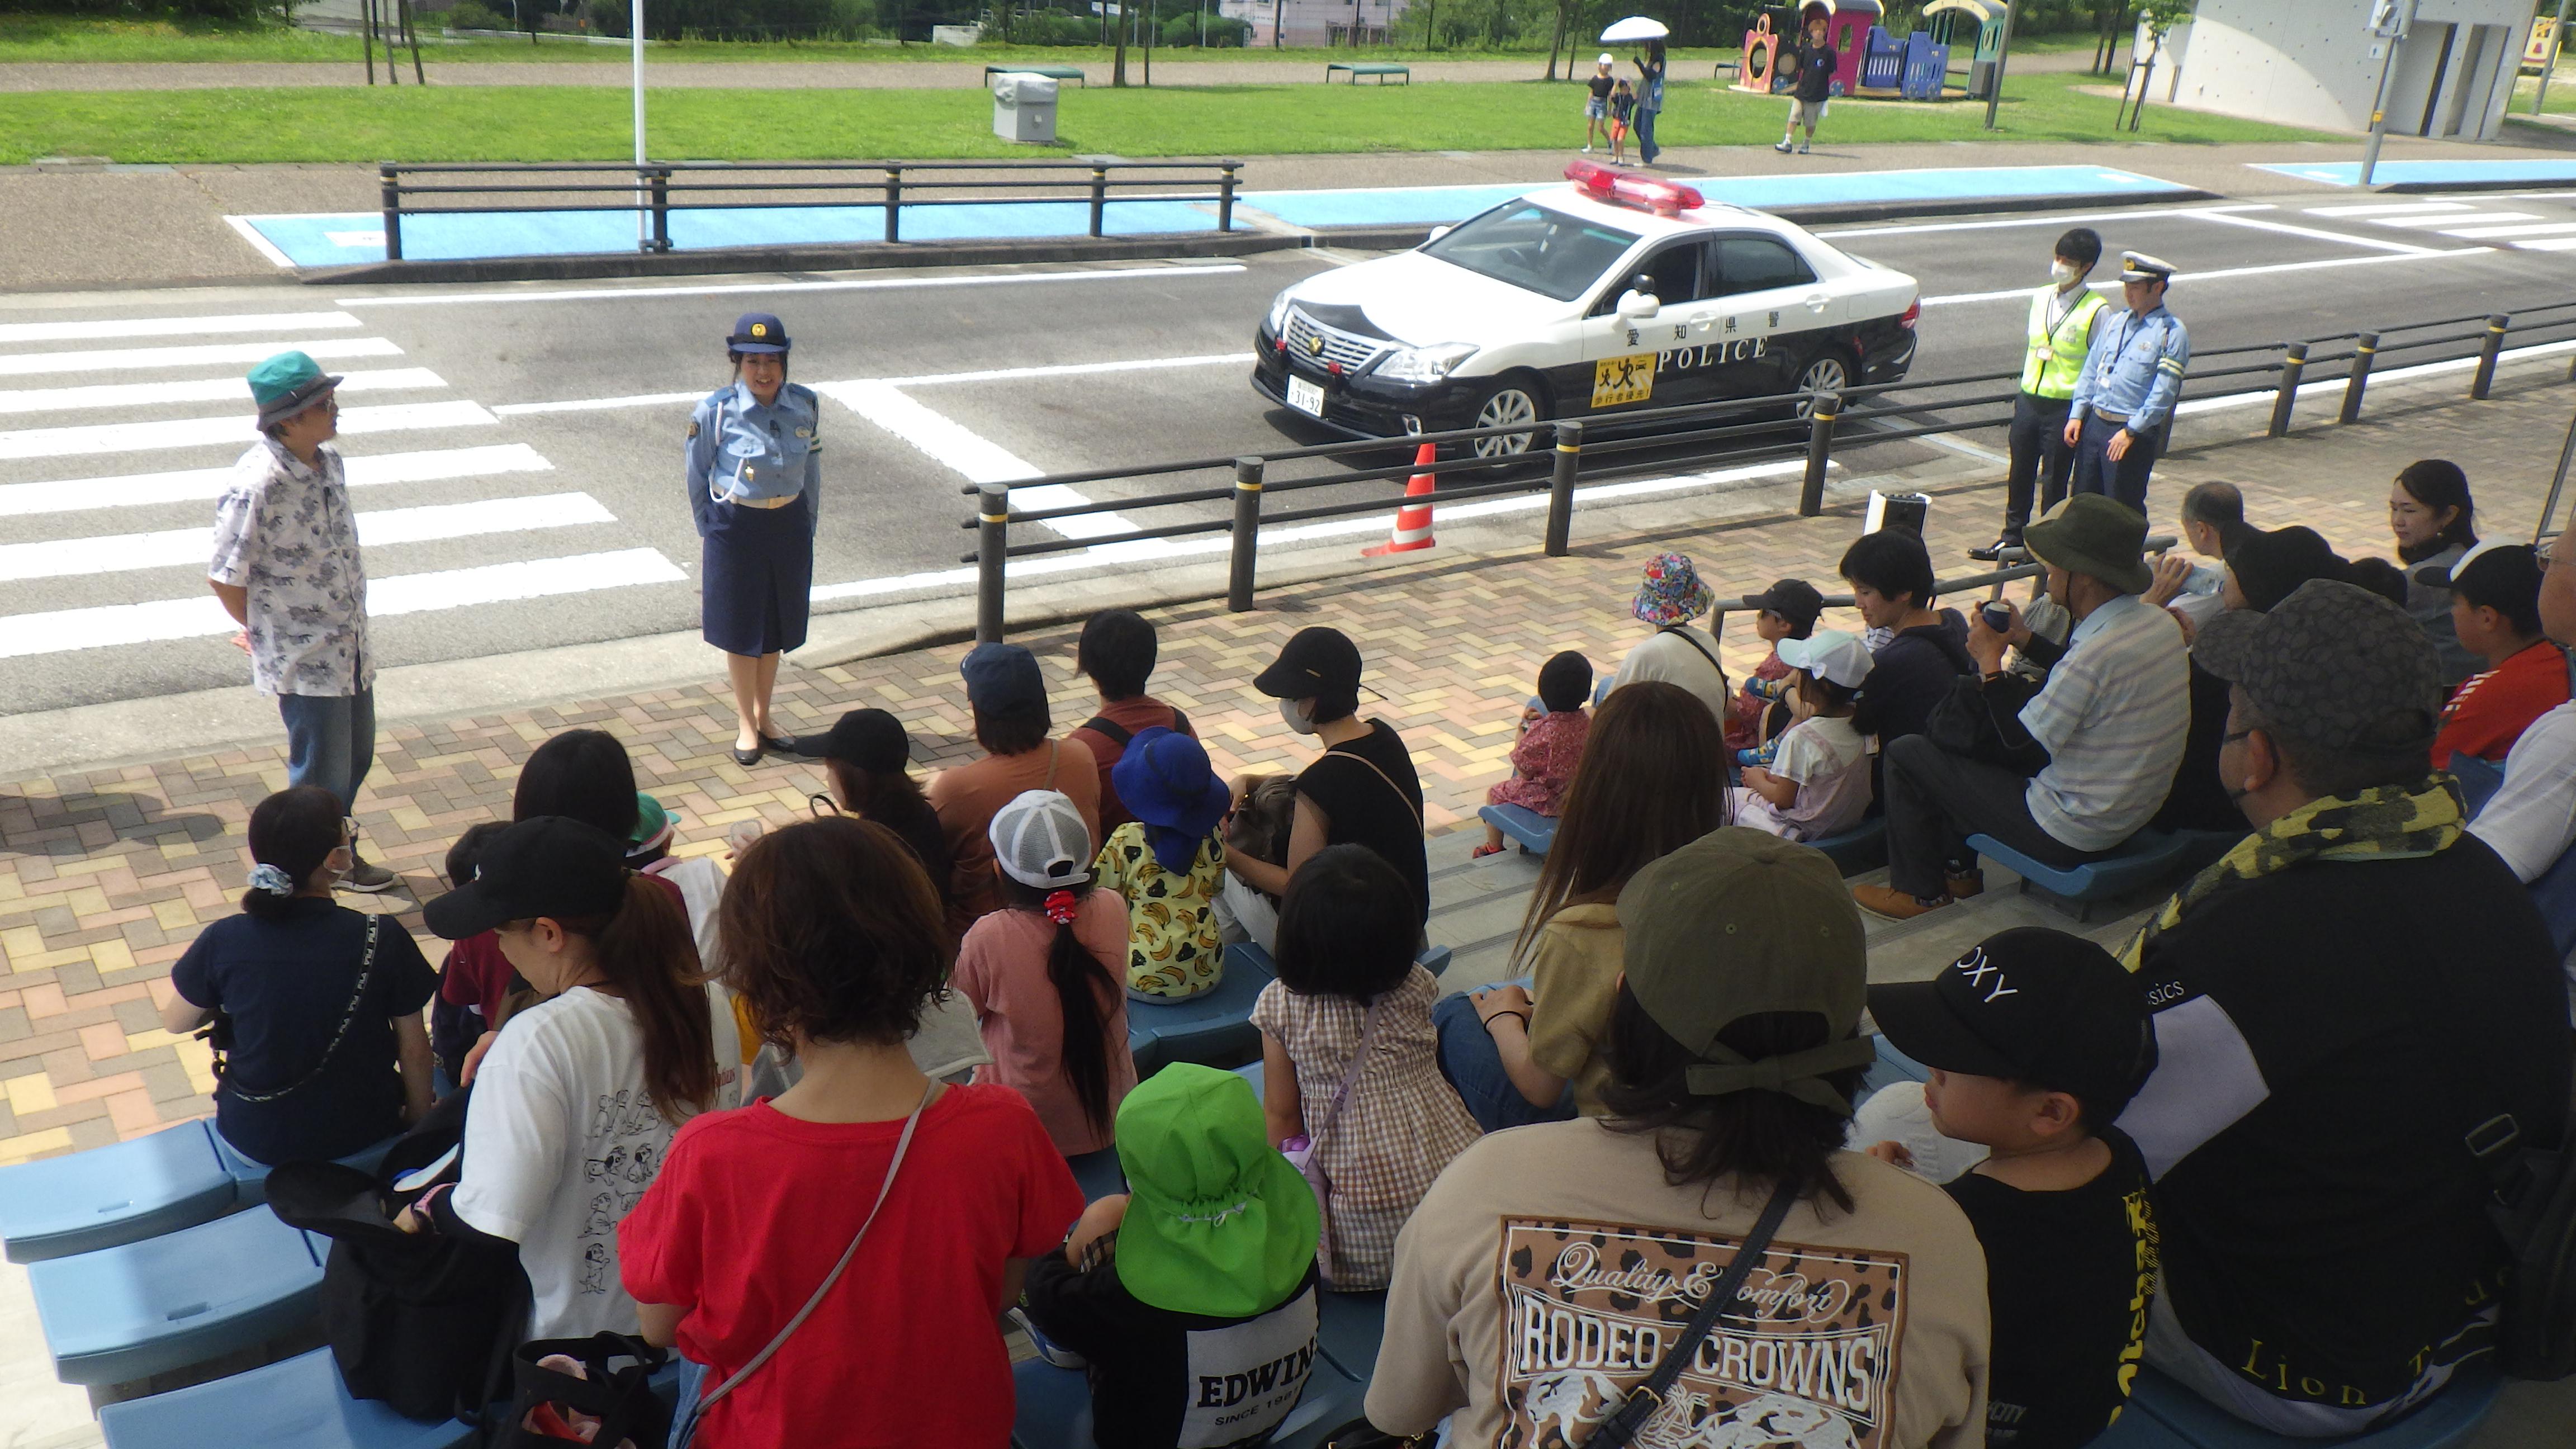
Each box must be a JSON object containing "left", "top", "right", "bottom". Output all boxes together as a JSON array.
[
  {"left": 1741, "top": 714, "right": 1873, "bottom": 841},
  {"left": 452, "top": 986, "right": 678, "bottom": 1341}
]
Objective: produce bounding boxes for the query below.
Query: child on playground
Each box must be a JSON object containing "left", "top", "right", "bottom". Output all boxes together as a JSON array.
[
  {"left": 1862, "top": 929, "right": 2161, "bottom": 1449},
  {"left": 1607, "top": 79, "right": 1636, "bottom": 165},
  {"left": 1734, "top": 630, "right": 1874, "bottom": 843},
  {"left": 1582, "top": 53, "right": 1615, "bottom": 153},
  {"left": 1092, "top": 727, "right": 1232, "bottom": 1002},
  {"left": 1474, "top": 651, "right": 1593, "bottom": 859},
  {"left": 1727, "top": 577, "right": 1825, "bottom": 762},
  {"left": 951, "top": 790, "right": 1138, "bottom": 1158},
  {"left": 1778, "top": 1, "right": 1838, "bottom": 155}
]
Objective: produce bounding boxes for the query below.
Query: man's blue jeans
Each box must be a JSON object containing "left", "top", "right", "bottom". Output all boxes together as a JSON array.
[{"left": 278, "top": 687, "right": 377, "bottom": 811}]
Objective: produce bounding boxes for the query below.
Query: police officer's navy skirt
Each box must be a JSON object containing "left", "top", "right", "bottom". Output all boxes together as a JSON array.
[{"left": 700, "top": 491, "right": 812, "bottom": 656}]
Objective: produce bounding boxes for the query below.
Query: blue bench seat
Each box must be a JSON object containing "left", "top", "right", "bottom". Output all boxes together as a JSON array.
[
  {"left": 1478, "top": 803, "right": 1557, "bottom": 857},
  {"left": 1964, "top": 829, "right": 2218, "bottom": 921},
  {"left": 100, "top": 1346, "right": 475, "bottom": 1449},
  {"left": 1809, "top": 817, "right": 1887, "bottom": 878},
  {"left": 1133, "top": 944, "right": 1452, "bottom": 1077},
  {"left": 0, "top": 1120, "right": 236, "bottom": 1264},
  {"left": 215, "top": 1130, "right": 400, "bottom": 1209},
  {"left": 32, "top": 1206, "right": 325, "bottom": 1386}
]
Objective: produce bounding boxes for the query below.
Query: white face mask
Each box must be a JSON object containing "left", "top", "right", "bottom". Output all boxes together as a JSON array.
[
  {"left": 2051, "top": 260, "right": 2080, "bottom": 285},
  {"left": 1280, "top": 698, "right": 1318, "bottom": 735}
]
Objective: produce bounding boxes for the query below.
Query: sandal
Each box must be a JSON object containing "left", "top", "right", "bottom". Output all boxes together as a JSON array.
[{"left": 1471, "top": 843, "right": 1505, "bottom": 859}]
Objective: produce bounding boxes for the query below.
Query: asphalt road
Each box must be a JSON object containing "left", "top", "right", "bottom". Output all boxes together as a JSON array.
[{"left": 1, "top": 186, "right": 2570, "bottom": 716}]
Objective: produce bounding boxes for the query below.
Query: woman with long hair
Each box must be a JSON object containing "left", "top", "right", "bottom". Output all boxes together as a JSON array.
[
  {"left": 1368, "top": 830, "right": 1988, "bottom": 1446},
  {"left": 161, "top": 784, "right": 438, "bottom": 1165},
  {"left": 687, "top": 313, "right": 821, "bottom": 766},
  {"left": 404, "top": 816, "right": 718, "bottom": 1342},
  {"left": 792, "top": 707, "right": 952, "bottom": 910},
  {"left": 622, "top": 816, "right": 1082, "bottom": 1447},
  {"left": 951, "top": 789, "right": 1137, "bottom": 1156},
  {"left": 2389, "top": 458, "right": 2481, "bottom": 686},
  {"left": 1434, "top": 680, "right": 1731, "bottom": 1130}
]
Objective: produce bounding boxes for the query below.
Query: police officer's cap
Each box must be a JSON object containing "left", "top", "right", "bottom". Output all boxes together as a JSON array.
[
  {"left": 2119, "top": 252, "right": 2177, "bottom": 285},
  {"left": 727, "top": 313, "right": 791, "bottom": 355}
]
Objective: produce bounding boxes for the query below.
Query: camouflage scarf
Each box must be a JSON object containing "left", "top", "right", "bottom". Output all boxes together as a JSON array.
[{"left": 2119, "top": 776, "right": 2464, "bottom": 971}]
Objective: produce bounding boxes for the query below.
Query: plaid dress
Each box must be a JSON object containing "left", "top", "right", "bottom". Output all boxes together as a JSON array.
[{"left": 1251, "top": 965, "right": 1479, "bottom": 1289}]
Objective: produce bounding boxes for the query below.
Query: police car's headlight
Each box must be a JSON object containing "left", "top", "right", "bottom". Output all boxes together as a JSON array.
[
  {"left": 1376, "top": 343, "right": 1477, "bottom": 385},
  {"left": 1266, "top": 290, "right": 1295, "bottom": 337}
]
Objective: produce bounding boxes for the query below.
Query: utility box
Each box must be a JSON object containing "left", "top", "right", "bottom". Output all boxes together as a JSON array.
[{"left": 991, "top": 73, "right": 1059, "bottom": 144}]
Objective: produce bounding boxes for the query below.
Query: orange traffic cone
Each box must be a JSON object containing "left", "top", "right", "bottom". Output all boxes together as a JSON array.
[{"left": 1363, "top": 442, "right": 1438, "bottom": 557}]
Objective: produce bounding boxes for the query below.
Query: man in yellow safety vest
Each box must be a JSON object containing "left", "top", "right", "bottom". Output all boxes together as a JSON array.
[{"left": 1972, "top": 228, "right": 2109, "bottom": 561}]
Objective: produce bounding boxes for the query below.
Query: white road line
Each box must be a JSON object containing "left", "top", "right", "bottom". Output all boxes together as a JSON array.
[
  {"left": 0, "top": 547, "right": 684, "bottom": 660},
  {"left": 0, "top": 337, "right": 404, "bottom": 380},
  {"left": 817, "top": 380, "right": 1144, "bottom": 543},
  {"left": 2376, "top": 211, "right": 2542, "bottom": 229},
  {"left": 334, "top": 263, "right": 1249, "bottom": 309},
  {"left": 0, "top": 400, "right": 496, "bottom": 462},
  {"left": 0, "top": 367, "right": 447, "bottom": 418},
  {"left": 2302, "top": 201, "right": 2476, "bottom": 217},
  {"left": 1821, "top": 203, "right": 2275, "bottom": 238},
  {"left": 0, "top": 493, "right": 614, "bottom": 584},
  {"left": 0, "top": 444, "right": 555, "bottom": 520},
  {"left": 2437, "top": 222, "right": 2576, "bottom": 240},
  {"left": 0, "top": 311, "right": 361, "bottom": 346},
  {"left": 2520, "top": 238, "right": 2576, "bottom": 252},
  {"left": 221, "top": 215, "right": 297, "bottom": 270},
  {"left": 491, "top": 352, "right": 1259, "bottom": 416},
  {"left": 2181, "top": 209, "right": 2442, "bottom": 255},
  {"left": 1920, "top": 246, "right": 2485, "bottom": 307},
  {"left": 2173, "top": 337, "right": 2576, "bottom": 419}
]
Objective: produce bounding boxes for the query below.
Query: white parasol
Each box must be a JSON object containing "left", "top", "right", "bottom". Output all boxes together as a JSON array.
[{"left": 1599, "top": 16, "right": 1670, "bottom": 42}]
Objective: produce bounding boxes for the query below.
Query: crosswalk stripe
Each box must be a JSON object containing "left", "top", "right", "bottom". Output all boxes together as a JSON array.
[
  {"left": 0, "top": 492, "right": 617, "bottom": 584},
  {"left": 0, "top": 444, "right": 556, "bottom": 521},
  {"left": 2301, "top": 201, "right": 2475, "bottom": 217},
  {"left": 0, "top": 547, "right": 685, "bottom": 660},
  {"left": 0, "top": 337, "right": 405, "bottom": 381},
  {"left": 0, "top": 311, "right": 362, "bottom": 347},
  {"left": 2375, "top": 210, "right": 2542, "bottom": 229},
  {"left": 2436, "top": 221, "right": 2576, "bottom": 240},
  {"left": 2519, "top": 238, "right": 2576, "bottom": 252},
  {"left": 0, "top": 400, "right": 496, "bottom": 462},
  {"left": 0, "top": 367, "right": 448, "bottom": 418}
]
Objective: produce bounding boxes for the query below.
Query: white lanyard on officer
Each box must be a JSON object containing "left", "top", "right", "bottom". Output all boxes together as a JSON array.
[{"left": 709, "top": 394, "right": 780, "bottom": 506}]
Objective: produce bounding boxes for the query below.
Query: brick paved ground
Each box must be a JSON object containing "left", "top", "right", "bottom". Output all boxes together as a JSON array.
[{"left": 0, "top": 367, "right": 2568, "bottom": 1164}]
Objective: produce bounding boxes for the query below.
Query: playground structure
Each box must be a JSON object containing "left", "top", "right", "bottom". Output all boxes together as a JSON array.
[{"left": 1736, "top": 0, "right": 2023, "bottom": 105}]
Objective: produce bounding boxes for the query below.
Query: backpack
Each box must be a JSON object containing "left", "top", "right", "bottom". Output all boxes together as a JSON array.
[
  {"left": 2470, "top": 1100, "right": 2576, "bottom": 1379},
  {"left": 1079, "top": 707, "right": 1191, "bottom": 749}
]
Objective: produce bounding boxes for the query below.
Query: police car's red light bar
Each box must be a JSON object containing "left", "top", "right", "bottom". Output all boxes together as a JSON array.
[{"left": 1564, "top": 160, "right": 1703, "bottom": 217}]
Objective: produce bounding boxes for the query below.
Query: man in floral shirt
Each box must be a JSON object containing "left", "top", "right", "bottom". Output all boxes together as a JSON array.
[{"left": 206, "top": 352, "right": 397, "bottom": 890}]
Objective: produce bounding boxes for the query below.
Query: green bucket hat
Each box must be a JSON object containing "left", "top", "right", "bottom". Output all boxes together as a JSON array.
[
  {"left": 2023, "top": 495, "right": 2154, "bottom": 595},
  {"left": 247, "top": 351, "right": 343, "bottom": 430},
  {"left": 1114, "top": 1064, "right": 1319, "bottom": 1319}
]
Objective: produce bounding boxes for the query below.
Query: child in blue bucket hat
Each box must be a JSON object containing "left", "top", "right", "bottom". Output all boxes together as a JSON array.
[{"left": 1095, "top": 727, "right": 1233, "bottom": 1001}]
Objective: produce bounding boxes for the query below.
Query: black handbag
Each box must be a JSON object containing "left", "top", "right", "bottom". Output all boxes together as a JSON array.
[
  {"left": 1923, "top": 671, "right": 2050, "bottom": 778},
  {"left": 266, "top": 1088, "right": 529, "bottom": 1423},
  {"left": 491, "top": 1332, "right": 671, "bottom": 1449}
]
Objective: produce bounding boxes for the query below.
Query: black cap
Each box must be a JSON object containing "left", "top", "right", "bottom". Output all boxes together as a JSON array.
[
  {"left": 960, "top": 642, "right": 1046, "bottom": 715},
  {"left": 1867, "top": 927, "right": 2157, "bottom": 1121},
  {"left": 1749, "top": 578, "right": 1825, "bottom": 632},
  {"left": 1253, "top": 627, "right": 1363, "bottom": 702},
  {"left": 727, "top": 312, "right": 789, "bottom": 354},
  {"left": 2224, "top": 525, "right": 2345, "bottom": 614},
  {"left": 791, "top": 708, "right": 911, "bottom": 774},
  {"left": 422, "top": 816, "right": 628, "bottom": 941}
]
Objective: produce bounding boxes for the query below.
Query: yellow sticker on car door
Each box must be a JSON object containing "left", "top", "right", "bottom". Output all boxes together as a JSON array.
[{"left": 1590, "top": 354, "right": 1655, "bottom": 409}]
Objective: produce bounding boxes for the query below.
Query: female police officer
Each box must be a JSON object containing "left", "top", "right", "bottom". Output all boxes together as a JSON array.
[{"left": 689, "top": 313, "right": 820, "bottom": 767}]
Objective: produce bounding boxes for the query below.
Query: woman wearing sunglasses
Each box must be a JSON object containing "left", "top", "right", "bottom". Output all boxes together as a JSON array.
[{"left": 161, "top": 785, "right": 439, "bottom": 1166}]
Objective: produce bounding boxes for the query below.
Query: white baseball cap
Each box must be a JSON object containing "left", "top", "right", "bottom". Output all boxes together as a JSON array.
[
  {"left": 1775, "top": 629, "right": 1873, "bottom": 690},
  {"left": 1598, "top": 53, "right": 1613, "bottom": 65},
  {"left": 989, "top": 789, "right": 1092, "bottom": 890}
]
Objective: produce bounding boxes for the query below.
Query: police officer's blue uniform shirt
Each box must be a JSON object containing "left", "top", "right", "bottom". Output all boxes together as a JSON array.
[
  {"left": 2069, "top": 303, "right": 2190, "bottom": 434},
  {"left": 686, "top": 380, "right": 821, "bottom": 536}
]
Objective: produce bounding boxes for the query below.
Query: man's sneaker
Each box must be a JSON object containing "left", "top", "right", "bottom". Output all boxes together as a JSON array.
[
  {"left": 1006, "top": 1307, "right": 1086, "bottom": 1368},
  {"left": 1773, "top": 139, "right": 1794, "bottom": 153},
  {"left": 1852, "top": 883, "right": 1955, "bottom": 922},
  {"left": 339, "top": 856, "right": 400, "bottom": 893},
  {"left": 1582, "top": 144, "right": 1593, "bottom": 153},
  {"left": 1967, "top": 537, "right": 2019, "bottom": 562},
  {"left": 1797, "top": 140, "right": 1812, "bottom": 155}
]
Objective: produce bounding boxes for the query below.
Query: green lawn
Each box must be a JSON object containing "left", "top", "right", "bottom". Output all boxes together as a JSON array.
[
  {"left": 0, "top": 70, "right": 2329, "bottom": 165},
  {"left": 2509, "top": 71, "right": 2576, "bottom": 116}
]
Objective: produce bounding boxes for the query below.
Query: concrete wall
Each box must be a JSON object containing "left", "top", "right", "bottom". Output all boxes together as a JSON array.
[
  {"left": 1216, "top": 0, "right": 1409, "bottom": 49},
  {"left": 2166, "top": 0, "right": 2532, "bottom": 138}
]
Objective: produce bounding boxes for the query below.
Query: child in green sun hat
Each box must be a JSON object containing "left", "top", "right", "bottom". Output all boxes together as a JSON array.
[{"left": 1019, "top": 1062, "right": 1324, "bottom": 1449}]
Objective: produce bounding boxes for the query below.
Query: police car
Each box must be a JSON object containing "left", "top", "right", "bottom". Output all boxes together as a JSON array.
[{"left": 1252, "top": 162, "right": 1920, "bottom": 456}]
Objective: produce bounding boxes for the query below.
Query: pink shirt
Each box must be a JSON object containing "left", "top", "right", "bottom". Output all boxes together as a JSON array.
[{"left": 951, "top": 892, "right": 1138, "bottom": 1157}]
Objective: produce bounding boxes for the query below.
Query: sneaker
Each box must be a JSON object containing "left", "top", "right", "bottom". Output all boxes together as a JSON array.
[
  {"left": 1852, "top": 883, "right": 1955, "bottom": 922},
  {"left": 339, "top": 855, "right": 400, "bottom": 893},
  {"left": 1582, "top": 144, "right": 1593, "bottom": 153},
  {"left": 1797, "top": 140, "right": 1812, "bottom": 154},
  {"left": 1007, "top": 1308, "right": 1086, "bottom": 1369},
  {"left": 1774, "top": 139, "right": 1794, "bottom": 153}
]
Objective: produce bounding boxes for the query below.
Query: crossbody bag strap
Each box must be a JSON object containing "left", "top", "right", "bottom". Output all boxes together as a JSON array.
[
  {"left": 1324, "top": 744, "right": 1423, "bottom": 830},
  {"left": 1659, "top": 624, "right": 1730, "bottom": 686},
  {"left": 225, "top": 913, "right": 380, "bottom": 1106},
  {"left": 675, "top": 1081, "right": 937, "bottom": 1448},
  {"left": 1589, "top": 1179, "right": 1805, "bottom": 1449},
  {"left": 1309, "top": 998, "right": 1385, "bottom": 1150}
]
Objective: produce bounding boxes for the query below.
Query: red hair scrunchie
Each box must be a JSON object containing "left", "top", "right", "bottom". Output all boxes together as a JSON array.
[{"left": 1043, "top": 888, "right": 1079, "bottom": 925}]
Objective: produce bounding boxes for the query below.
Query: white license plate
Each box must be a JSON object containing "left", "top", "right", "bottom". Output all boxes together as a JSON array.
[{"left": 1287, "top": 375, "right": 1326, "bottom": 416}]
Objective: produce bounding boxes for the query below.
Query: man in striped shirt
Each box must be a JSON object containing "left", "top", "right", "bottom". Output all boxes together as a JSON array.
[{"left": 1857, "top": 496, "right": 2190, "bottom": 920}]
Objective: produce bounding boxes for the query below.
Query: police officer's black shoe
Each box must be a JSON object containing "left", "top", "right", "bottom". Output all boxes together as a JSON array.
[
  {"left": 731, "top": 744, "right": 764, "bottom": 768},
  {"left": 1967, "top": 536, "right": 2019, "bottom": 562}
]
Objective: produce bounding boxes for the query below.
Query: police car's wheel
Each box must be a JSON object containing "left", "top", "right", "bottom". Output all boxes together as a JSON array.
[
  {"left": 1470, "top": 377, "right": 1549, "bottom": 460},
  {"left": 1793, "top": 355, "right": 1852, "bottom": 418}
]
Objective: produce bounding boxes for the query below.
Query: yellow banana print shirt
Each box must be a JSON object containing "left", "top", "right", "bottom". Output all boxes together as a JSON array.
[{"left": 1093, "top": 822, "right": 1227, "bottom": 1000}]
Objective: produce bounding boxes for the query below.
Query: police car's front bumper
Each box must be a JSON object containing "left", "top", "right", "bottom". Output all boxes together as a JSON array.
[{"left": 1251, "top": 324, "right": 1485, "bottom": 441}]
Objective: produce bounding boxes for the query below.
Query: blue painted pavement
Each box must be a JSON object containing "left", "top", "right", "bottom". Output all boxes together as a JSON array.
[
  {"left": 2252, "top": 158, "right": 2576, "bottom": 188},
  {"left": 1238, "top": 164, "right": 2192, "bottom": 228}
]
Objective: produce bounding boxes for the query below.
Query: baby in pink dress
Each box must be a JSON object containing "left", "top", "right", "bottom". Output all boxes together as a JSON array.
[{"left": 1476, "top": 651, "right": 1593, "bottom": 858}]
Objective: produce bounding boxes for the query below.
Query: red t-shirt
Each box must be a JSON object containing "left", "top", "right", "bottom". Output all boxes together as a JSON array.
[
  {"left": 2433, "top": 640, "right": 2571, "bottom": 769},
  {"left": 618, "top": 1085, "right": 1083, "bottom": 1448},
  {"left": 437, "top": 874, "right": 687, "bottom": 1022}
]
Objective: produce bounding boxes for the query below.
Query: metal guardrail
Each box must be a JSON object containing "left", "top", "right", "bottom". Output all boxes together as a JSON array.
[
  {"left": 374, "top": 159, "right": 1244, "bottom": 261},
  {"left": 962, "top": 294, "right": 2576, "bottom": 643}
]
